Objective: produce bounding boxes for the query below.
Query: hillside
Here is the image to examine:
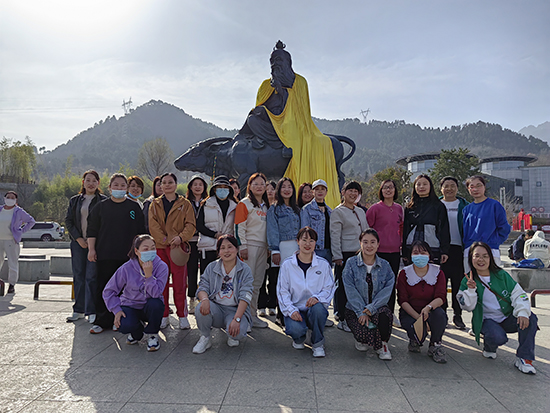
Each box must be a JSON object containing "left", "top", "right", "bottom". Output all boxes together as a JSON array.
[
  {"left": 519, "top": 121, "right": 550, "bottom": 143},
  {"left": 38, "top": 100, "right": 550, "bottom": 179}
]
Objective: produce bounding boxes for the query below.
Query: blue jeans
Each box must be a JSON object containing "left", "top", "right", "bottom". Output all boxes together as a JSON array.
[
  {"left": 70, "top": 240, "right": 97, "bottom": 315},
  {"left": 315, "top": 249, "right": 332, "bottom": 264},
  {"left": 118, "top": 298, "right": 165, "bottom": 340},
  {"left": 284, "top": 302, "right": 328, "bottom": 348},
  {"left": 481, "top": 313, "right": 538, "bottom": 360}
]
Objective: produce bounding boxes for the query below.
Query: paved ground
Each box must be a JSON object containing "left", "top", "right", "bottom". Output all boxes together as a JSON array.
[{"left": 1, "top": 245, "right": 549, "bottom": 412}]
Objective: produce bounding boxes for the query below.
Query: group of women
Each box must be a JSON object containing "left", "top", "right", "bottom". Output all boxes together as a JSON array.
[{"left": 58, "top": 169, "right": 538, "bottom": 372}]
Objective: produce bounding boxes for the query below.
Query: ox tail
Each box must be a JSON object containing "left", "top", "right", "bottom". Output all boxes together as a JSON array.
[{"left": 328, "top": 134, "right": 356, "bottom": 164}]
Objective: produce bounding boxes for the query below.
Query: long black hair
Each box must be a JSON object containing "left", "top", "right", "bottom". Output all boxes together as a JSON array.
[
  {"left": 407, "top": 174, "right": 439, "bottom": 209},
  {"left": 468, "top": 241, "right": 501, "bottom": 277},
  {"left": 274, "top": 177, "right": 300, "bottom": 214}
]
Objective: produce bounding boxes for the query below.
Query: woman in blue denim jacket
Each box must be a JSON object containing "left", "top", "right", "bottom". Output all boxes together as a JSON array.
[
  {"left": 343, "top": 229, "right": 395, "bottom": 360},
  {"left": 261, "top": 178, "right": 301, "bottom": 320},
  {"left": 300, "top": 179, "right": 332, "bottom": 262}
]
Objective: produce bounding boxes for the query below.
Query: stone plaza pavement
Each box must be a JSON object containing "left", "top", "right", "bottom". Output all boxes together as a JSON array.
[{"left": 0, "top": 276, "right": 548, "bottom": 413}]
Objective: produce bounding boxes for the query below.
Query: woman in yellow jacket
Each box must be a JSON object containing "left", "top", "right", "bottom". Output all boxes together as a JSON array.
[{"left": 149, "top": 173, "right": 196, "bottom": 330}]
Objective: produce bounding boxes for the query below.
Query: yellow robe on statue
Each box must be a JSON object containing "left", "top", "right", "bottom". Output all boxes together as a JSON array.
[{"left": 255, "top": 74, "right": 340, "bottom": 208}]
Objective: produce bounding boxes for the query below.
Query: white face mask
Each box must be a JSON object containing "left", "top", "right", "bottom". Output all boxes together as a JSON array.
[{"left": 4, "top": 198, "right": 16, "bottom": 207}]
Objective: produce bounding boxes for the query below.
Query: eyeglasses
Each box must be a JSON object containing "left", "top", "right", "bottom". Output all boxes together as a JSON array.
[
  {"left": 469, "top": 184, "right": 484, "bottom": 189},
  {"left": 382, "top": 185, "right": 394, "bottom": 190},
  {"left": 251, "top": 183, "right": 266, "bottom": 187}
]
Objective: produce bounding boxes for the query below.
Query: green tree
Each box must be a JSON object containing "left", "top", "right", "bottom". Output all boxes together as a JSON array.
[
  {"left": 429, "top": 148, "right": 480, "bottom": 199},
  {"left": 0, "top": 137, "right": 36, "bottom": 181},
  {"left": 364, "top": 166, "right": 412, "bottom": 205},
  {"left": 137, "top": 137, "right": 174, "bottom": 180}
]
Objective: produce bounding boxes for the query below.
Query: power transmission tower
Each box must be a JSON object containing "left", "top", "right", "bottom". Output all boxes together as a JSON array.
[
  {"left": 360, "top": 108, "right": 371, "bottom": 123},
  {"left": 122, "top": 98, "right": 133, "bottom": 115}
]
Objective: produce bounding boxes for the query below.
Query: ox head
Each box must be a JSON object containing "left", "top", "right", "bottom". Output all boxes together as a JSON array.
[{"left": 174, "top": 137, "right": 232, "bottom": 174}]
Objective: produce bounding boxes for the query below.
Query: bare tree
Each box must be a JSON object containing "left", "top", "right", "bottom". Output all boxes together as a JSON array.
[{"left": 137, "top": 137, "right": 175, "bottom": 180}]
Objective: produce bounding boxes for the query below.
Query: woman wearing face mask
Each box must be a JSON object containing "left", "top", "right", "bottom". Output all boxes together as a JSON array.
[
  {"left": 65, "top": 170, "right": 107, "bottom": 322},
  {"left": 103, "top": 234, "right": 168, "bottom": 352},
  {"left": 186, "top": 175, "right": 209, "bottom": 314},
  {"left": 149, "top": 172, "right": 196, "bottom": 330},
  {"left": 143, "top": 176, "right": 163, "bottom": 234},
  {"left": 0, "top": 191, "right": 35, "bottom": 294},
  {"left": 127, "top": 176, "right": 144, "bottom": 208},
  {"left": 262, "top": 177, "right": 301, "bottom": 318},
  {"left": 234, "top": 173, "right": 270, "bottom": 329},
  {"left": 87, "top": 173, "right": 146, "bottom": 334},
  {"left": 397, "top": 240, "right": 448, "bottom": 363},
  {"left": 196, "top": 175, "right": 238, "bottom": 274},
  {"left": 402, "top": 174, "right": 450, "bottom": 266},
  {"left": 343, "top": 229, "right": 394, "bottom": 360},
  {"left": 297, "top": 183, "right": 314, "bottom": 209}
]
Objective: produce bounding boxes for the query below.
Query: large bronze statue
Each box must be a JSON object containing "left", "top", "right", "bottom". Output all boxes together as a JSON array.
[{"left": 175, "top": 41, "right": 354, "bottom": 207}]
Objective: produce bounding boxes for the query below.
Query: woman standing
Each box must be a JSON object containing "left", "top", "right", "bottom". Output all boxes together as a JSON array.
[
  {"left": 234, "top": 173, "right": 270, "bottom": 328},
  {"left": 127, "top": 176, "right": 144, "bottom": 208},
  {"left": 192, "top": 235, "right": 253, "bottom": 353},
  {"left": 397, "top": 240, "right": 448, "bottom": 363},
  {"left": 457, "top": 241, "right": 538, "bottom": 374},
  {"left": 277, "top": 227, "right": 335, "bottom": 358},
  {"left": 196, "top": 175, "right": 238, "bottom": 273},
  {"left": 186, "top": 175, "right": 208, "bottom": 314},
  {"left": 0, "top": 191, "right": 35, "bottom": 294},
  {"left": 297, "top": 183, "right": 314, "bottom": 209},
  {"left": 262, "top": 178, "right": 301, "bottom": 317},
  {"left": 149, "top": 172, "right": 196, "bottom": 330},
  {"left": 65, "top": 170, "right": 107, "bottom": 322},
  {"left": 366, "top": 179, "right": 403, "bottom": 319},
  {"left": 143, "top": 176, "right": 163, "bottom": 234},
  {"left": 343, "top": 229, "right": 394, "bottom": 360},
  {"left": 439, "top": 176, "right": 469, "bottom": 330},
  {"left": 462, "top": 175, "right": 511, "bottom": 271},
  {"left": 330, "top": 181, "right": 368, "bottom": 331},
  {"left": 402, "top": 174, "right": 450, "bottom": 265},
  {"left": 103, "top": 234, "right": 168, "bottom": 352},
  {"left": 87, "top": 173, "right": 146, "bottom": 334},
  {"left": 266, "top": 181, "right": 277, "bottom": 206}
]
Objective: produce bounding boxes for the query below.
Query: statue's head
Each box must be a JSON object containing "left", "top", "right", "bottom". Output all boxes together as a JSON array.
[{"left": 270, "top": 41, "right": 295, "bottom": 92}]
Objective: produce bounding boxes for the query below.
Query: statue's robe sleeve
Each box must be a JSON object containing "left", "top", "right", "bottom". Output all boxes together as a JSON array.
[{"left": 255, "top": 74, "right": 340, "bottom": 208}]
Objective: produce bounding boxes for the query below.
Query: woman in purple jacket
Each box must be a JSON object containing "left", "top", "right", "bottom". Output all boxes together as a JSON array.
[
  {"left": 103, "top": 234, "right": 168, "bottom": 352},
  {"left": 0, "top": 191, "right": 35, "bottom": 294}
]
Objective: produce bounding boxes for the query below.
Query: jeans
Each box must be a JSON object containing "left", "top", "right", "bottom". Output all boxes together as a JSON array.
[
  {"left": 315, "top": 249, "right": 332, "bottom": 264},
  {"left": 118, "top": 298, "right": 165, "bottom": 340},
  {"left": 70, "top": 240, "right": 97, "bottom": 315},
  {"left": 284, "top": 302, "right": 328, "bottom": 348},
  {"left": 195, "top": 301, "right": 249, "bottom": 341},
  {"left": 481, "top": 313, "right": 538, "bottom": 360},
  {"left": 400, "top": 307, "right": 447, "bottom": 344}
]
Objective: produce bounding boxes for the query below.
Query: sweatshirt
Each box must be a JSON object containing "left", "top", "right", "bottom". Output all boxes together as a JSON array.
[
  {"left": 462, "top": 198, "right": 511, "bottom": 250},
  {"left": 234, "top": 197, "right": 268, "bottom": 249},
  {"left": 524, "top": 230, "right": 550, "bottom": 266},
  {"left": 366, "top": 201, "right": 403, "bottom": 253},
  {"left": 330, "top": 204, "right": 369, "bottom": 261}
]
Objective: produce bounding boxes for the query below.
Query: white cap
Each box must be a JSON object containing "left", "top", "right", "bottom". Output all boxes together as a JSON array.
[{"left": 312, "top": 179, "right": 328, "bottom": 189}]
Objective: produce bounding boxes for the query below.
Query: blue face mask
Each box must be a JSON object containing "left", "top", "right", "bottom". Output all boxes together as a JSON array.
[
  {"left": 139, "top": 250, "right": 157, "bottom": 262},
  {"left": 411, "top": 254, "right": 430, "bottom": 268},
  {"left": 111, "top": 189, "right": 127, "bottom": 199},
  {"left": 127, "top": 192, "right": 140, "bottom": 200},
  {"left": 216, "top": 187, "right": 230, "bottom": 200}
]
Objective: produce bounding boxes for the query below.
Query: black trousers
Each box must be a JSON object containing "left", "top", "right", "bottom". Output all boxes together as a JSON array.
[
  {"left": 199, "top": 250, "right": 218, "bottom": 275},
  {"left": 187, "top": 241, "right": 200, "bottom": 298},
  {"left": 376, "top": 252, "right": 401, "bottom": 313},
  {"left": 334, "top": 251, "right": 356, "bottom": 318},
  {"left": 258, "top": 265, "right": 279, "bottom": 310},
  {"left": 95, "top": 259, "right": 127, "bottom": 329},
  {"left": 441, "top": 244, "right": 465, "bottom": 316}
]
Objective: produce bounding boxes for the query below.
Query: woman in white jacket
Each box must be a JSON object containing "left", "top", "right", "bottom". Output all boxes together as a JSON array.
[
  {"left": 277, "top": 227, "right": 335, "bottom": 358},
  {"left": 196, "top": 175, "right": 238, "bottom": 272},
  {"left": 457, "top": 241, "right": 539, "bottom": 374}
]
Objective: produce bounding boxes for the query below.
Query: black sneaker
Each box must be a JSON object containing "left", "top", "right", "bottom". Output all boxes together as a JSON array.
[
  {"left": 7, "top": 284, "right": 15, "bottom": 294},
  {"left": 453, "top": 315, "right": 466, "bottom": 330}
]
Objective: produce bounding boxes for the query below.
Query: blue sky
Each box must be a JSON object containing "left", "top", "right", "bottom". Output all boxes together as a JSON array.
[{"left": 1, "top": 0, "right": 549, "bottom": 149}]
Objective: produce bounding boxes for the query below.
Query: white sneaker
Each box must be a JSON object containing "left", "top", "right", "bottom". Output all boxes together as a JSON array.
[
  {"left": 468, "top": 328, "right": 475, "bottom": 337},
  {"left": 482, "top": 350, "right": 497, "bottom": 359},
  {"left": 147, "top": 335, "right": 160, "bottom": 352},
  {"left": 252, "top": 317, "right": 268, "bottom": 328},
  {"left": 112, "top": 324, "right": 118, "bottom": 331},
  {"left": 515, "top": 357, "right": 536, "bottom": 374},
  {"left": 89, "top": 325, "right": 103, "bottom": 334},
  {"left": 66, "top": 312, "right": 85, "bottom": 322},
  {"left": 227, "top": 337, "right": 240, "bottom": 347},
  {"left": 312, "top": 346, "right": 325, "bottom": 358},
  {"left": 188, "top": 298, "right": 197, "bottom": 315},
  {"left": 258, "top": 309, "right": 267, "bottom": 317},
  {"left": 160, "top": 317, "right": 169, "bottom": 329},
  {"left": 355, "top": 340, "right": 369, "bottom": 352},
  {"left": 393, "top": 317, "right": 401, "bottom": 328},
  {"left": 193, "top": 335, "right": 212, "bottom": 354},
  {"left": 292, "top": 340, "right": 305, "bottom": 350},
  {"left": 126, "top": 334, "right": 139, "bottom": 345},
  {"left": 376, "top": 341, "right": 392, "bottom": 360},
  {"left": 88, "top": 314, "right": 96, "bottom": 324},
  {"left": 337, "top": 320, "right": 351, "bottom": 332},
  {"left": 268, "top": 308, "right": 276, "bottom": 316},
  {"left": 179, "top": 317, "right": 191, "bottom": 330}
]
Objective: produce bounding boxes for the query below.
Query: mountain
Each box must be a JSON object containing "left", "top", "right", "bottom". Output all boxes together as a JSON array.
[
  {"left": 519, "top": 121, "right": 550, "bottom": 143},
  {"left": 38, "top": 100, "right": 550, "bottom": 179}
]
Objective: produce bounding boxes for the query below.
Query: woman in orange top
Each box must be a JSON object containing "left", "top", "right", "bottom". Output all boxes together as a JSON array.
[{"left": 149, "top": 172, "right": 196, "bottom": 330}]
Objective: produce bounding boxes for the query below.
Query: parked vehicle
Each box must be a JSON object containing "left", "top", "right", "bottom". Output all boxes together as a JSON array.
[{"left": 22, "top": 222, "right": 65, "bottom": 241}]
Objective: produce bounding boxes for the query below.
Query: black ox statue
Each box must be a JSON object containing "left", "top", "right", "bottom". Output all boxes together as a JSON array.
[{"left": 174, "top": 134, "right": 355, "bottom": 190}]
